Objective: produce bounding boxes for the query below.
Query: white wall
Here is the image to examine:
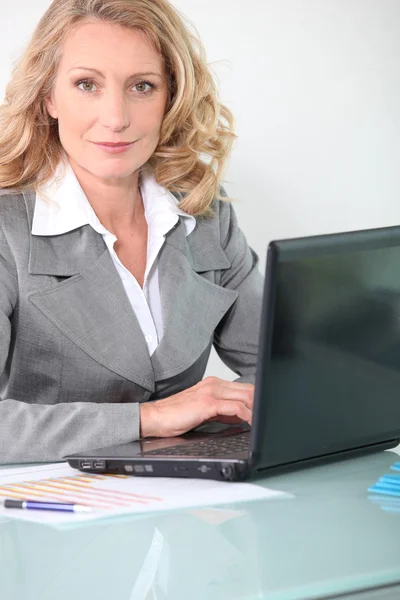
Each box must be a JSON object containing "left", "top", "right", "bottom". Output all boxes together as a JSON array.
[{"left": 1, "top": 0, "right": 399, "bottom": 379}]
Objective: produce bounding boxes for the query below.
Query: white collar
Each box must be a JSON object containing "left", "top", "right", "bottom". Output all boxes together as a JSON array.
[{"left": 32, "top": 159, "right": 196, "bottom": 239}]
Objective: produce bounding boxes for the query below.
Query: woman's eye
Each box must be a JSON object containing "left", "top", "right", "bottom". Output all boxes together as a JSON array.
[
  {"left": 133, "top": 82, "right": 154, "bottom": 94},
  {"left": 77, "top": 80, "right": 96, "bottom": 93}
]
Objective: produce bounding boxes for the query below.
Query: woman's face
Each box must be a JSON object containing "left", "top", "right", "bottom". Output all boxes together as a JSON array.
[{"left": 45, "top": 21, "right": 169, "bottom": 184}]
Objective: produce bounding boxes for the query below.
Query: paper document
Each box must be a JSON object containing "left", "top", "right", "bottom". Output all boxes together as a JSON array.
[{"left": 0, "top": 462, "right": 290, "bottom": 527}]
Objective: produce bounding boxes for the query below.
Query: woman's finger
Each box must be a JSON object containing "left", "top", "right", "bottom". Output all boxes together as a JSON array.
[
  {"left": 208, "top": 399, "right": 252, "bottom": 424},
  {"left": 198, "top": 378, "right": 254, "bottom": 407}
]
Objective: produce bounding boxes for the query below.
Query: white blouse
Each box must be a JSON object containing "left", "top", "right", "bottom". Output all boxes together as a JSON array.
[{"left": 32, "top": 159, "right": 196, "bottom": 356}]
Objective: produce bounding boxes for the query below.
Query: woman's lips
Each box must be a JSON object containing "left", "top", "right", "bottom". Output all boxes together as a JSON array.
[{"left": 92, "top": 141, "right": 135, "bottom": 154}]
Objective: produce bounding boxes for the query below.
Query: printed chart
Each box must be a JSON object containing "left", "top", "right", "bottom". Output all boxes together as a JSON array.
[
  {"left": 0, "top": 471, "right": 162, "bottom": 509},
  {"left": 0, "top": 462, "right": 288, "bottom": 527}
]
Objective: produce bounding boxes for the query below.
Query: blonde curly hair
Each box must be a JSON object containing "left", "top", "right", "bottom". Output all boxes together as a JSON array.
[{"left": 0, "top": 0, "right": 237, "bottom": 215}]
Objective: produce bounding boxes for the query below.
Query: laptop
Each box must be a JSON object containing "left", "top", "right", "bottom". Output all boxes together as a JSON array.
[{"left": 65, "top": 225, "right": 400, "bottom": 481}]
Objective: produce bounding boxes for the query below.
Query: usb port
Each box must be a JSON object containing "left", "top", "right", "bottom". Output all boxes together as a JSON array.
[
  {"left": 80, "top": 460, "right": 93, "bottom": 469},
  {"left": 93, "top": 460, "right": 106, "bottom": 470}
]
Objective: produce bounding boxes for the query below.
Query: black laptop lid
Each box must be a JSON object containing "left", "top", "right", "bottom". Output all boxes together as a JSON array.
[{"left": 252, "top": 226, "right": 400, "bottom": 469}]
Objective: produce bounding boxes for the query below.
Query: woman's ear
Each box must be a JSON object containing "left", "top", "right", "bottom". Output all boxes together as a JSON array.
[{"left": 44, "top": 94, "right": 58, "bottom": 120}]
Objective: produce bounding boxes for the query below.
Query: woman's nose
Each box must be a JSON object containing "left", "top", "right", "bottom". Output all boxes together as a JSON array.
[{"left": 100, "top": 90, "right": 130, "bottom": 131}]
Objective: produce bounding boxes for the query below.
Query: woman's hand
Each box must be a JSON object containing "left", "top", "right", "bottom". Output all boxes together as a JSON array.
[{"left": 139, "top": 376, "right": 254, "bottom": 438}]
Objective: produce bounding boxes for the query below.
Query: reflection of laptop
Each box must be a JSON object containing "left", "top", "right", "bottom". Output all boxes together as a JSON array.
[{"left": 66, "top": 226, "right": 400, "bottom": 481}]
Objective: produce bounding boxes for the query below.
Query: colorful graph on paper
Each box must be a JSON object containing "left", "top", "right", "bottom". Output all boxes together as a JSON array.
[
  {"left": 0, "top": 462, "right": 287, "bottom": 526},
  {"left": 0, "top": 470, "right": 162, "bottom": 509}
]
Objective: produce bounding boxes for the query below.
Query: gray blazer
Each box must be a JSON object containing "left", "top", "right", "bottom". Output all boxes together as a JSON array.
[{"left": 0, "top": 188, "right": 263, "bottom": 463}]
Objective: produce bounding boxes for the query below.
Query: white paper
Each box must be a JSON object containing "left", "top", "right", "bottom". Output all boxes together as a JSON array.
[{"left": 0, "top": 462, "right": 290, "bottom": 528}]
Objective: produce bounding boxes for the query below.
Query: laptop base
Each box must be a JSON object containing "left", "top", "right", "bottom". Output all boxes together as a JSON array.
[{"left": 66, "top": 455, "right": 251, "bottom": 481}]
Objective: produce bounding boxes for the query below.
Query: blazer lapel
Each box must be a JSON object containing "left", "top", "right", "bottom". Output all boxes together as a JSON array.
[
  {"left": 150, "top": 220, "right": 238, "bottom": 381},
  {"left": 24, "top": 188, "right": 155, "bottom": 391}
]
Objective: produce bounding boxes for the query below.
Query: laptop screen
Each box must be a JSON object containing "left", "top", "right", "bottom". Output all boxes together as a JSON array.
[{"left": 254, "top": 227, "right": 400, "bottom": 467}]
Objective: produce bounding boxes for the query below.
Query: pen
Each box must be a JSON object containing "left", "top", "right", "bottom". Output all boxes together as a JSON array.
[{"left": 0, "top": 499, "right": 93, "bottom": 513}]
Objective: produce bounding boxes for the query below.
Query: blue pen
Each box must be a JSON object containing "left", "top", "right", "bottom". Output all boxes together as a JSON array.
[{"left": 1, "top": 498, "right": 93, "bottom": 513}]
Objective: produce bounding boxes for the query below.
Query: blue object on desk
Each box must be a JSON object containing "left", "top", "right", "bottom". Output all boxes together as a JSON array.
[
  {"left": 379, "top": 475, "right": 400, "bottom": 486},
  {"left": 368, "top": 494, "right": 400, "bottom": 513},
  {"left": 368, "top": 463, "right": 400, "bottom": 499},
  {"left": 368, "top": 494, "right": 400, "bottom": 505},
  {"left": 368, "top": 485, "right": 400, "bottom": 497},
  {"left": 381, "top": 505, "right": 400, "bottom": 513}
]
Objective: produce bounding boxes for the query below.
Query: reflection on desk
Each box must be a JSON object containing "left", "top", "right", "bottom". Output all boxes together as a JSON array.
[{"left": 0, "top": 449, "right": 400, "bottom": 600}]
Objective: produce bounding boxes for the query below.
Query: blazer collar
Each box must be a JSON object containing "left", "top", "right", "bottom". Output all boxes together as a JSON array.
[
  {"left": 31, "top": 159, "right": 196, "bottom": 239},
  {"left": 24, "top": 188, "right": 105, "bottom": 276}
]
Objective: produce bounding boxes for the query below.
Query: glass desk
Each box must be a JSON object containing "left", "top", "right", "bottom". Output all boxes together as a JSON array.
[{"left": 0, "top": 448, "right": 400, "bottom": 600}]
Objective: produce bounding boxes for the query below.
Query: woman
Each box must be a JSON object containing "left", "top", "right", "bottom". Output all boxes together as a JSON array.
[{"left": 0, "top": 0, "right": 263, "bottom": 463}]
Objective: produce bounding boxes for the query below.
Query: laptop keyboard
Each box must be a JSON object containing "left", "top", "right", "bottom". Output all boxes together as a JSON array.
[{"left": 143, "top": 432, "right": 250, "bottom": 457}]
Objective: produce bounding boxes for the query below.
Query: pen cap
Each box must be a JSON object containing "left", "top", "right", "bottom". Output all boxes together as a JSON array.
[{"left": 3, "top": 499, "right": 24, "bottom": 509}]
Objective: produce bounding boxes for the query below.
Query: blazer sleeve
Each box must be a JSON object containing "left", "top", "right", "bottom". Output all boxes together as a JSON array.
[
  {"left": 212, "top": 198, "right": 264, "bottom": 384},
  {"left": 0, "top": 231, "right": 141, "bottom": 464}
]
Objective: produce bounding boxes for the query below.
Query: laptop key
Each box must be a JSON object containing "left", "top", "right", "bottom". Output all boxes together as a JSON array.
[{"left": 144, "top": 432, "right": 250, "bottom": 457}]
